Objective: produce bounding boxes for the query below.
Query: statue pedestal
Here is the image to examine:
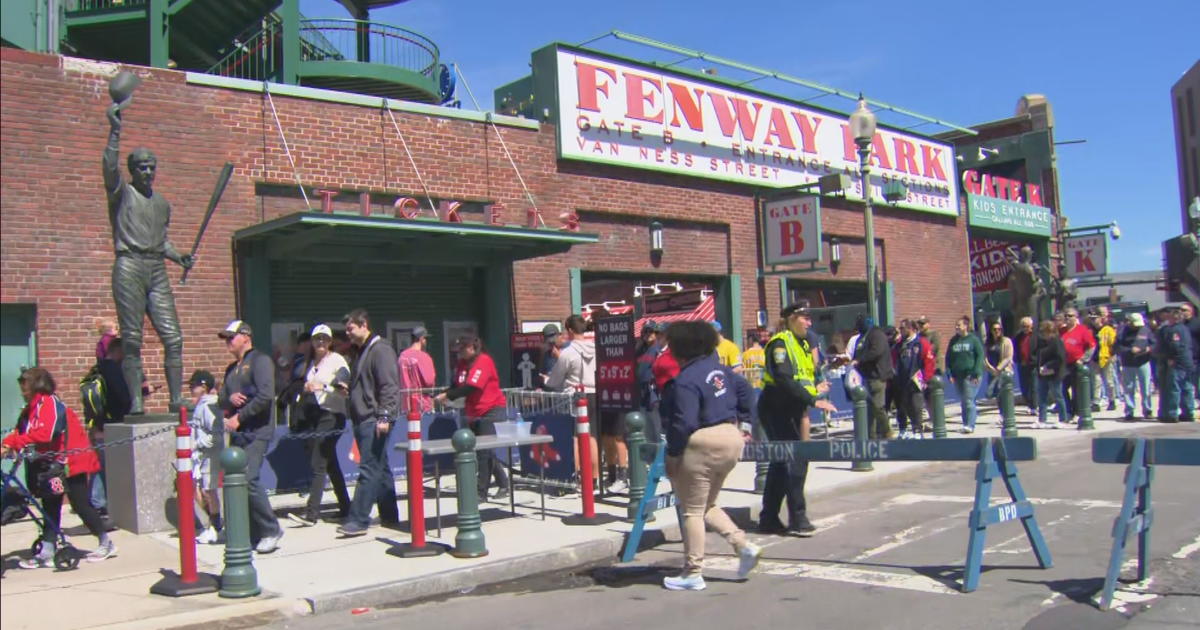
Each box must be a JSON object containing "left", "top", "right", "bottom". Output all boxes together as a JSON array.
[{"left": 106, "top": 417, "right": 177, "bottom": 534}]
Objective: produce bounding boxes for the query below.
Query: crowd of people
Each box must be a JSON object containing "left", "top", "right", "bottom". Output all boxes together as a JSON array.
[{"left": 5, "top": 299, "right": 1195, "bottom": 583}]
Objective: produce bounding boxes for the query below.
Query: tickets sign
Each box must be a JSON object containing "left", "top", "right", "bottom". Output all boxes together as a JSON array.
[{"left": 553, "top": 47, "right": 958, "bottom": 216}]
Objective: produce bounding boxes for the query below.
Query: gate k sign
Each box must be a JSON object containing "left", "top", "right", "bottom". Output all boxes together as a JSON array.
[{"left": 1066, "top": 234, "right": 1107, "bottom": 278}]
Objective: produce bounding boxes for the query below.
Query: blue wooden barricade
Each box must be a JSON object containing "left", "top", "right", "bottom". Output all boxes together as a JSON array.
[
  {"left": 622, "top": 437, "right": 1051, "bottom": 592},
  {"left": 1090, "top": 437, "right": 1200, "bottom": 610}
]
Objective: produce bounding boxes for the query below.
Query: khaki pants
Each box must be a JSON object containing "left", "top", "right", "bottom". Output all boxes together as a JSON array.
[{"left": 666, "top": 422, "right": 748, "bottom": 576}]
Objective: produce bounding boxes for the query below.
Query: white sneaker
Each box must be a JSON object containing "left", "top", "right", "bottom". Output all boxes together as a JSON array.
[
  {"left": 663, "top": 573, "right": 707, "bottom": 591},
  {"left": 607, "top": 479, "right": 629, "bottom": 494},
  {"left": 1047, "top": 421, "right": 1062, "bottom": 430},
  {"left": 960, "top": 426, "right": 975, "bottom": 434},
  {"left": 196, "top": 526, "right": 219, "bottom": 544},
  {"left": 86, "top": 540, "right": 118, "bottom": 563},
  {"left": 255, "top": 530, "right": 283, "bottom": 554},
  {"left": 1031, "top": 421, "right": 1046, "bottom": 430},
  {"left": 737, "top": 543, "right": 763, "bottom": 579}
]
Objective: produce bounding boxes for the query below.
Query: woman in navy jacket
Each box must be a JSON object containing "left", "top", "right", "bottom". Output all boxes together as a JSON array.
[{"left": 659, "top": 321, "right": 761, "bottom": 591}]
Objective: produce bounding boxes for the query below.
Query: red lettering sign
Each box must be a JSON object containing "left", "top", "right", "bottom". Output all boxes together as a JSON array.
[{"left": 780, "top": 221, "right": 805, "bottom": 256}]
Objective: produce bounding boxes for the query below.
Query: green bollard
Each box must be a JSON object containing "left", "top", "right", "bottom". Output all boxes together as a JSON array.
[
  {"left": 999, "top": 371, "right": 1019, "bottom": 438},
  {"left": 624, "top": 412, "right": 648, "bottom": 523},
  {"left": 752, "top": 419, "right": 768, "bottom": 494},
  {"left": 930, "top": 374, "right": 947, "bottom": 438},
  {"left": 219, "top": 447, "right": 260, "bottom": 599},
  {"left": 1076, "top": 364, "right": 1095, "bottom": 430},
  {"left": 449, "top": 429, "right": 488, "bottom": 558},
  {"left": 850, "top": 385, "right": 873, "bottom": 472}
]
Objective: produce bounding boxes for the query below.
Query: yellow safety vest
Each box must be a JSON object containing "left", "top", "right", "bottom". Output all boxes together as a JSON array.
[{"left": 761, "top": 330, "right": 818, "bottom": 396}]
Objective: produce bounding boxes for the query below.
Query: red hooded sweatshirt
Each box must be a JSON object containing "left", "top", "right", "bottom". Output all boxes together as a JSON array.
[{"left": 3, "top": 393, "right": 100, "bottom": 477}]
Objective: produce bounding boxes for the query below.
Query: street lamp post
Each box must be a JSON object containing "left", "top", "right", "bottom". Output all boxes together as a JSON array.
[{"left": 849, "top": 95, "right": 879, "bottom": 322}]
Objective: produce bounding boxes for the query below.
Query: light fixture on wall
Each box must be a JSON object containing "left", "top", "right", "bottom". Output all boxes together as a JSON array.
[
  {"left": 830, "top": 237, "right": 842, "bottom": 264},
  {"left": 633, "top": 285, "right": 658, "bottom": 297},
  {"left": 649, "top": 220, "right": 664, "bottom": 255},
  {"left": 977, "top": 146, "right": 1000, "bottom": 161},
  {"left": 655, "top": 282, "right": 683, "bottom": 293}
]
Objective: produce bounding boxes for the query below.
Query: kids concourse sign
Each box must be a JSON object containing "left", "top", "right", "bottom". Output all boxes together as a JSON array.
[{"left": 552, "top": 46, "right": 958, "bottom": 216}]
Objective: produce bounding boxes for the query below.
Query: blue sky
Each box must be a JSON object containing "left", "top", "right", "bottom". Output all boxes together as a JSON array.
[{"left": 303, "top": 0, "right": 1198, "bottom": 273}]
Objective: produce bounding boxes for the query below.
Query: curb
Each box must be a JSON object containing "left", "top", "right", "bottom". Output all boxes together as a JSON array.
[
  {"left": 81, "top": 597, "right": 307, "bottom": 630},
  {"left": 306, "top": 536, "right": 625, "bottom": 614}
]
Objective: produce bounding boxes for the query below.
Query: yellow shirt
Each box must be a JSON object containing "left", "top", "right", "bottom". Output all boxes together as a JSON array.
[
  {"left": 1098, "top": 325, "right": 1116, "bottom": 367},
  {"left": 742, "top": 346, "right": 765, "bottom": 388},
  {"left": 716, "top": 338, "right": 742, "bottom": 368}
]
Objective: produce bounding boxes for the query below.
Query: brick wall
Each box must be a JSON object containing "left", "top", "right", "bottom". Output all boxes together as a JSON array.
[{"left": 0, "top": 49, "right": 971, "bottom": 411}]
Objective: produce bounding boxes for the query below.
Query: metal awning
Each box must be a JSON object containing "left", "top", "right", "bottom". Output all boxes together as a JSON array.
[{"left": 234, "top": 212, "right": 599, "bottom": 264}]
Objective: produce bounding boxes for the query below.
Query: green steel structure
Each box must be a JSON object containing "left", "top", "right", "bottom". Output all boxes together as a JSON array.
[{"left": 1, "top": 0, "right": 450, "bottom": 104}]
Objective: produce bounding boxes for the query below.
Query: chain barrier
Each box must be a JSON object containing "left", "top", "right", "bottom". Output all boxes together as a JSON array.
[{"left": 17, "top": 423, "right": 177, "bottom": 462}]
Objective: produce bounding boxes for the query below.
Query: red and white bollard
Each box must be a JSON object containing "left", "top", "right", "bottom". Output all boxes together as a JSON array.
[
  {"left": 575, "top": 385, "right": 595, "bottom": 519},
  {"left": 396, "top": 393, "right": 444, "bottom": 557},
  {"left": 150, "top": 407, "right": 217, "bottom": 596}
]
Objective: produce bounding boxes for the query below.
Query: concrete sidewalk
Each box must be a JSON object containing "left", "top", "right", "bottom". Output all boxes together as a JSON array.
[{"left": 0, "top": 405, "right": 1184, "bottom": 630}]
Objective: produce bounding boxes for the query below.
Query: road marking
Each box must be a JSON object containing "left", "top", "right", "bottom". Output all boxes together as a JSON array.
[
  {"left": 887, "top": 494, "right": 1121, "bottom": 509},
  {"left": 707, "top": 557, "right": 958, "bottom": 595},
  {"left": 1172, "top": 534, "right": 1200, "bottom": 559},
  {"left": 851, "top": 522, "right": 961, "bottom": 562}
]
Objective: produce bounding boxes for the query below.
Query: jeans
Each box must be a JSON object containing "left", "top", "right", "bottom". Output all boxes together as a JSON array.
[
  {"left": 303, "top": 408, "right": 350, "bottom": 519},
  {"left": 232, "top": 427, "right": 282, "bottom": 543},
  {"left": 1037, "top": 376, "right": 1068, "bottom": 424},
  {"left": 347, "top": 418, "right": 399, "bottom": 529},
  {"left": 866, "top": 379, "right": 889, "bottom": 439},
  {"left": 952, "top": 375, "right": 980, "bottom": 429},
  {"left": 469, "top": 407, "right": 510, "bottom": 498},
  {"left": 895, "top": 381, "right": 925, "bottom": 433},
  {"left": 1121, "top": 363, "right": 1152, "bottom": 417},
  {"left": 1094, "top": 362, "right": 1118, "bottom": 403},
  {"left": 1160, "top": 364, "right": 1197, "bottom": 420},
  {"left": 1017, "top": 364, "right": 1036, "bottom": 410},
  {"left": 88, "top": 428, "right": 107, "bottom": 512}
]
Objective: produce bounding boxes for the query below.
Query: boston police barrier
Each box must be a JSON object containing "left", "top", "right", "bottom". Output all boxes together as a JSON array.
[
  {"left": 1090, "top": 437, "right": 1199, "bottom": 610},
  {"left": 623, "top": 436, "right": 1052, "bottom": 593}
]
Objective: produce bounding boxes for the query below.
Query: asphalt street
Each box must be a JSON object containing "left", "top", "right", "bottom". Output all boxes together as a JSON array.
[{"left": 271, "top": 424, "right": 1199, "bottom": 630}]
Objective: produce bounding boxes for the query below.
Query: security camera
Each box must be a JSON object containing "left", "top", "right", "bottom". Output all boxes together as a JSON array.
[{"left": 1110, "top": 222, "right": 1121, "bottom": 240}]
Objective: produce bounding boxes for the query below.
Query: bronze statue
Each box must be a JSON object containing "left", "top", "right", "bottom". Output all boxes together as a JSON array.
[
  {"left": 1006, "top": 245, "right": 1044, "bottom": 322},
  {"left": 1051, "top": 262, "right": 1078, "bottom": 312},
  {"left": 104, "top": 72, "right": 193, "bottom": 413}
]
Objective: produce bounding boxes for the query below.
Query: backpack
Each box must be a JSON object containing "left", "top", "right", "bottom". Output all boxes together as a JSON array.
[{"left": 79, "top": 363, "right": 107, "bottom": 427}]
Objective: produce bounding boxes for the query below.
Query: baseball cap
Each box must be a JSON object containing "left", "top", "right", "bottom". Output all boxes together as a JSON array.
[
  {"left": 780, "top": 301, "right": 811, "bottom": 319},
  {"left": 642, "top": 320, "right": 663, "bottom": 333},
  {"left": 188, "top": 370, "right": 215, "bottom": 390},
  {"left": 412, "top": 325, "right": 428, "bottom": 340},
  {"left": 1127, "top": 312, "right": 1144, "bottom": 326},
  {"left": 310, "top": 323, "right": 333, "bottom": 338},
  {"left": 711, "top": 320, "right": 723, "bottom": 332},
  {"left": 218, "top": 319, "right": 252, "bottom": 339},
  {"left": 542, "top": 323, "right": 560, "bottom": 339}
]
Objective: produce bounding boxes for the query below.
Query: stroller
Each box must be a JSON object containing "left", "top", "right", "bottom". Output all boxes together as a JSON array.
[{"left": 1, "top": 450, "right": 82, "bottom": 572}]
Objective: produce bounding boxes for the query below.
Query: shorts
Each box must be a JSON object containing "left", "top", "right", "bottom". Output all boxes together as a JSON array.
[
  {"left": 194, "top": 456, "right": 214, "bottom": 491},
  {"left": 599, "top": 409, "right": 626, "bottom": 437}
]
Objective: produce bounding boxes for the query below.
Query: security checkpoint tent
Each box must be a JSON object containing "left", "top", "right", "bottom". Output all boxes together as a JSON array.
[{"left": 233, "top": 211, "right": 598, "bottom": 381}]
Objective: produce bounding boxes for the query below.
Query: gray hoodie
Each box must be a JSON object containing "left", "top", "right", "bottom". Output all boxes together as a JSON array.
[{"left": 546, "top": 338, "right": 596, "bottom": 393}]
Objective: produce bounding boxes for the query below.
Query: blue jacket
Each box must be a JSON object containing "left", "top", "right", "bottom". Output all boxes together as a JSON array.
[{"left": 661, "top": 353, "right": 753, "bottom": 457}]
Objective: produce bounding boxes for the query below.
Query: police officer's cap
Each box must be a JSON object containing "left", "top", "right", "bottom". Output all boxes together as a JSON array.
[{"left": 780, "top": 301, "right": 812, "bottom": 319}]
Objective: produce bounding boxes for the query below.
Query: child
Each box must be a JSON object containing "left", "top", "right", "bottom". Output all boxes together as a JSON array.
[
  {"left": 94, "top": 317, "right": 118, "bottom": 361},
  {"left": 188, "top": 370, "right": 223, "bottom": 544}
]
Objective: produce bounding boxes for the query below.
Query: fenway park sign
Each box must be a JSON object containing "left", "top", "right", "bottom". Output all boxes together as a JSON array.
[{"left": 552, "top": 46, "right": 958, "bottom": 216}]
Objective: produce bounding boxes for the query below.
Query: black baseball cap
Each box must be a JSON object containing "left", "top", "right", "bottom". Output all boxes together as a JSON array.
[
  {"left": 188, "top": 370, "right": 215, "bottom": 390},
  {"left": 780, "top": 301, "right": 812, "bottom": 319}
]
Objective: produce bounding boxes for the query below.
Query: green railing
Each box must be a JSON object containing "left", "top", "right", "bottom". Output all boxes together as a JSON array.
[
  {"left": 299, "top": 19, "right": 438, "bottom": 77},
  {"left": 208, "top": 18, "right": 439, "bottom": 86},
  {"left": 207, "top": 18, "right": 283, "bottom": 82},
  {"left": 69, "top": 0, "right": 147, "bottom": 10}
]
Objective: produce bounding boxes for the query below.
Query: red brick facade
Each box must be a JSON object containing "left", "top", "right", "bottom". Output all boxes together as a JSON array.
[{"left": 1, "top": 49, "right": 972, "bottom": 412}]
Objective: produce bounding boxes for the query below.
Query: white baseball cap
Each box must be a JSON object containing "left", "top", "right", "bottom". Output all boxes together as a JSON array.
[{"left": 310, "top": 323, "right": 333, "bottom": 338}]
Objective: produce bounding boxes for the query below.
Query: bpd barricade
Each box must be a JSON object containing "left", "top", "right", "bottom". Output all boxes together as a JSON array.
[
  {"left": 1090, "top": 437, "right": 1200, "bottom": 611},
  {"left": 623, "top": 437, "right": 1052, "bottom": 593}
]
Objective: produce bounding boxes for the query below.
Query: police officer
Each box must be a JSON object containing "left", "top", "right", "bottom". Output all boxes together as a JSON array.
[
  {"left": 758, "top": 302, "right": 838, "bottom": 536},
  {"left": 1158, "top": 306, "right": 1195, "bottom": 422}
]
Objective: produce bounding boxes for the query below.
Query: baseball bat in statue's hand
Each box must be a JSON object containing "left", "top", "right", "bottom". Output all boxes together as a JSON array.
[{"left": 181, "top": 162, "right": 234, "bottom": 285}]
